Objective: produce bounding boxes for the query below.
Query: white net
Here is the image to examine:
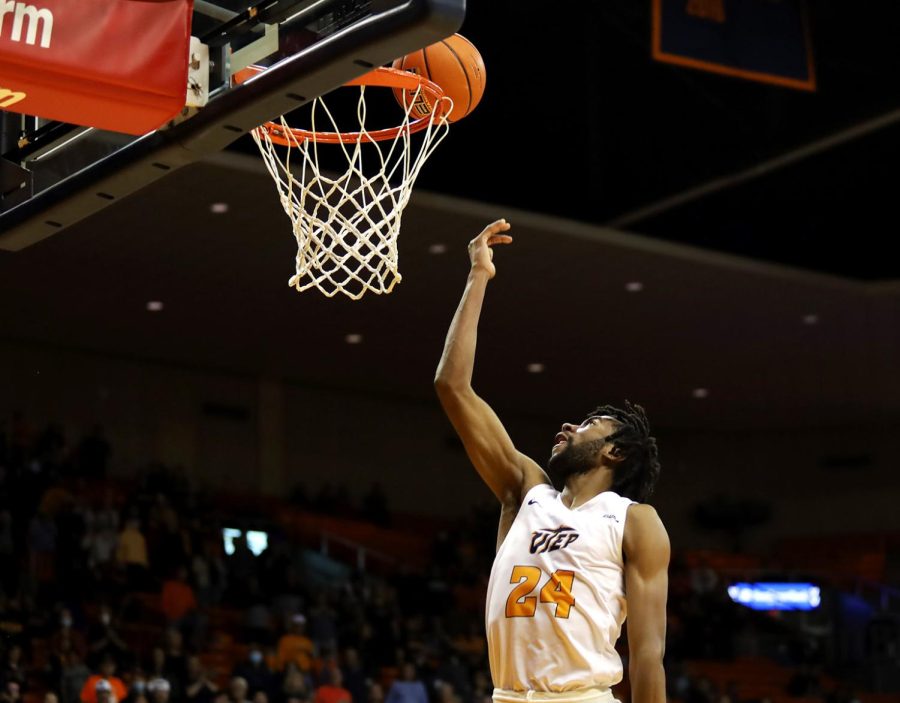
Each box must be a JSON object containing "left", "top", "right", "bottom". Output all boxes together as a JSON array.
[{"left": 252, "top": 81, "right": 451, "bottom": 299}]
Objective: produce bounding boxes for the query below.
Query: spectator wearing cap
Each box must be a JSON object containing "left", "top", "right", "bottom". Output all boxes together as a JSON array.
[
  {"left": 147, "top": 679, "right": 171, "bottom": 703},
  {"left": 276, "top": 616, "right": 314, "bottom": 673},
  {"left": 80, "top": 657, "right": 128, "bottom": 703}
]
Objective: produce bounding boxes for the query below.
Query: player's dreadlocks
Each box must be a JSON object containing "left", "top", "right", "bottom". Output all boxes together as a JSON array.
[{"left": 588, "top": 401, "right": 660, "bottom": 503}]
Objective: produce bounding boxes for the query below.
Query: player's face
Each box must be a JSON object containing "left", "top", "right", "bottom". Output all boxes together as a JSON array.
[{"left": 546, "top": 415, "right": 618, "bottom": 485}]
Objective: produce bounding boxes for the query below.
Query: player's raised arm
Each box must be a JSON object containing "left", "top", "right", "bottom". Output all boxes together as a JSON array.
[
  {"left": 434, "top": 219, "right": 548, "bottom": 507},
  {"left": 623, "top": 504, "right": 670, "bottom": 703}
]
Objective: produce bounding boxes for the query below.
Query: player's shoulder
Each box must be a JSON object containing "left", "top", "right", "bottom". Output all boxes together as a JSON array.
[
  {"left": 626, "top": 501, "right": 662, "bottom": 522},
  {"left": 623, "top": 503, "right": 670, "bottom": 557}
]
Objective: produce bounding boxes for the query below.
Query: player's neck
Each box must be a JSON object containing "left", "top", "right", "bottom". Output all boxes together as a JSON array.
[{"left": 560, "top": 468, "right": 613, "bottom": 509}]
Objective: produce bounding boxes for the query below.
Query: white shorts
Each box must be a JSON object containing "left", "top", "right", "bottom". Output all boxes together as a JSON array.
[{"left": 492, "top": 688, "right": 616, "bottom": 703}]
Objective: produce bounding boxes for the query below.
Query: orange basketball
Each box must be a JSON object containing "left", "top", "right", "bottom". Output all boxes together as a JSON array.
[{"left": 391, "top": 33, "right": 486, "bottom": 123}]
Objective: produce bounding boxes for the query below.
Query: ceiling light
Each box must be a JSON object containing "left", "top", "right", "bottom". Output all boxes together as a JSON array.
[
  {"left": 146, "top": 301, "right": 164, "bottom": 312},
  {"left": 692, "top": 388, "right": 709, "bottom": 399},
  {"left": 625, "top": 281, "right": 644, "bottom": 292},
  {"left": 428, "top": 243, "right": 447, "bottom": 255},
  {"left": 210, "top": 202, "right": 229, "bottom": 214},
  {"left": 802, "top": 314, "right": 819, "bottom": 325},
  {"left": 527, "top": 363, "right": 545, "bottom": 373},
  {"left": 345, "top": 333, "right": 363, "bottom": 344}
]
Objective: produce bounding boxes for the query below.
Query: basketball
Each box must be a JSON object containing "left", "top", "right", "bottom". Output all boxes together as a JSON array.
[{"left": 391, "top": 33, "right": 486, "bottom": 123}]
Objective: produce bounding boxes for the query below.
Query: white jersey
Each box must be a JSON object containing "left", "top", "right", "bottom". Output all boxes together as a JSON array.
[{"left": 485, "top": 484, "right": 635, "bottom": 692}]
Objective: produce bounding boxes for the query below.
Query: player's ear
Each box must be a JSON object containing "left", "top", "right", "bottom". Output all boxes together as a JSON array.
[{"left": 601, "top": 443, "right": 626, "bottom": 464}]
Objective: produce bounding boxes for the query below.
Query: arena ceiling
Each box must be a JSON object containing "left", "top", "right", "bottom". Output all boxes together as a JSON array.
[{"left": 1, "top": 0, "right": 898, "bottom": 432}]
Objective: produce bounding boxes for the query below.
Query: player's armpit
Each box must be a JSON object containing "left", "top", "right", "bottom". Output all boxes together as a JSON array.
[
  {"left": 623, "top": 503, "right": 670, "bottom": 703},
  {"left": 435, "top": 382, "right": 548, "bottom": 506}
]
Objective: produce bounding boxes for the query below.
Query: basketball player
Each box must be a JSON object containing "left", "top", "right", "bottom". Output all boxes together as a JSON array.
[{"left": 434, "top": 219, "right": 669, "bottom": 703}]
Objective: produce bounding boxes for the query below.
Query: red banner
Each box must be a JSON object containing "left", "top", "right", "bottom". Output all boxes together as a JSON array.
[{"left": 0, "top": 0, "right": 193, "bottom": 134}]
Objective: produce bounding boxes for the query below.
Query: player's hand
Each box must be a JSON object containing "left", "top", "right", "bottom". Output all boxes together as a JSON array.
[{"left": 468, "top": 219, "right": 512, "bottom": 279}]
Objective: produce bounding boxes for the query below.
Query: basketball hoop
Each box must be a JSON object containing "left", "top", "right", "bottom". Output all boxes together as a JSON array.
[{"left": 235, "top": 65, "right": 452, "bottom": 299}]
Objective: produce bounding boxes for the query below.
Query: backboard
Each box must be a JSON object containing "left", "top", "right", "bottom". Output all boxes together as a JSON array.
[{"left": 0, "top": 0, "right": 465, "bottom": 251}]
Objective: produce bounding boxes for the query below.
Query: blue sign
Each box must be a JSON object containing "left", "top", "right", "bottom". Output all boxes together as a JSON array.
[{"left": 728, "top": 582, "right": 821, "bottom": 610}]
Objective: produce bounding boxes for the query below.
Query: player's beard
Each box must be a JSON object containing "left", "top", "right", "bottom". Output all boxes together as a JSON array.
[{"left": 547, "top": 438, "right": 605, "bottom": 488}]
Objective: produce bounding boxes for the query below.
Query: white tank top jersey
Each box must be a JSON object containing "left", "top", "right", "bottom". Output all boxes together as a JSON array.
[{"left": 485, "top": 483, "right": 636, "bottom": 693}]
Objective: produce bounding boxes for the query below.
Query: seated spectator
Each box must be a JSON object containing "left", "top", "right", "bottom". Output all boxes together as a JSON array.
[
  {"left": 276, "top": 616, "right": 314, "bottom": 673},
  {"left": 51, "top": 609, "right": 88, "bottom": 667},
  {"left": 281, "top": 663, "right": 312, "bottom": 703},
  {"left": 122, "top": 671, "right": 148, "bottom": 703},
  {"left": 469, "top": 671, "right": 490, "bottom": 703},
  {"left": 60, "top": 650, "right": 91, "bottom": 703},
  {"left": 339, "top": 650, "right": 366, "bottom": 703},
  {"left": 147, "top": 649, "right": 167, "bottom": 684},
  {"left": 185, "top": 658, "right": 217, "bottom": 703},
  {"left": 384, "top": 665, "right": 427, "bottom": 703},
  {"left": 162, "top": 630, "right": 188, "bottom": 695},
  {"left": 84, "top": 488, "right": 119, "bottom": 578},
  {"left": 87, "top": 608, "right": 129, "bottom": 670},
  {"left": 81, "top": 670, "right": 127, "bottom": 703},
  {"left": 0, "top": 681, "right": 20, "bottom": 703},
  {"left": 0, "top": 644, "right": 26, "bottom": 692},
  {"left": 432, "top": 654, "right": 468, "bottom": 703},
  {"left": 147, "top": 680, "right": 171, "bottom": 703},
  {"left": 227, "top": 679, "right": 251, "bottom": 703},
  {"left": 232, "top": 646, "right": 274, "bottom": 700},
  {"left": 314, "top": 670, "right": 351, "bottom": 703},
  {"left": 434, "top": 683, "right": 458, "bottom": 703},
  {"left": 366, "top": 685, "right": 383, "bottom": 703}
]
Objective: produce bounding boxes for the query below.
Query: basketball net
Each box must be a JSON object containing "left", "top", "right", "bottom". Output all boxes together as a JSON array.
[{"left": 249, "top": 68, "right": 452, "bottom": 299}]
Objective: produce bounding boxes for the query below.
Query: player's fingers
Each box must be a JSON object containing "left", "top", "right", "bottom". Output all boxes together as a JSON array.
[
  {"left": 480, "top": 219, "right": 510, "bottom": 237},
  {"left": 487, "top": 235, "right": 513, "bottom": 246}
]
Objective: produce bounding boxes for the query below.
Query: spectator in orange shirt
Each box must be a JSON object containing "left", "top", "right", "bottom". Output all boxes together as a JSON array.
[
  {"left": 80, "top": 659, "right": 128, "bottom": 703},
  {"left": 161, "top": 568, "right": 197, "bottom": 626},
  {"left": 314, "top": 669, "right": 351, "bottom": 703},
  {"left": 276, "top": 615, "right": 314, "bottom": 673}
]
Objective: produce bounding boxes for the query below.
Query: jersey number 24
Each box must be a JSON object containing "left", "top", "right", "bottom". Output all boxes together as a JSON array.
[{"left": 505, "top": 565, "right": 575, "bottom": 619}]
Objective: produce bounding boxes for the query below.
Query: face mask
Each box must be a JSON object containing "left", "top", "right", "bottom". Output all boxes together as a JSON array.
[
  {"left": 101, "top": 614, "right": 111, "bottom": 626},
  {"left": 61, "top": 617, "right": 73, "bottom": 628},
  {"left": 249, "top": 651, "right": 263, "bottom": 665},
  {"left": 133, "top": 683, "right": 146, "bottom": 694}
]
